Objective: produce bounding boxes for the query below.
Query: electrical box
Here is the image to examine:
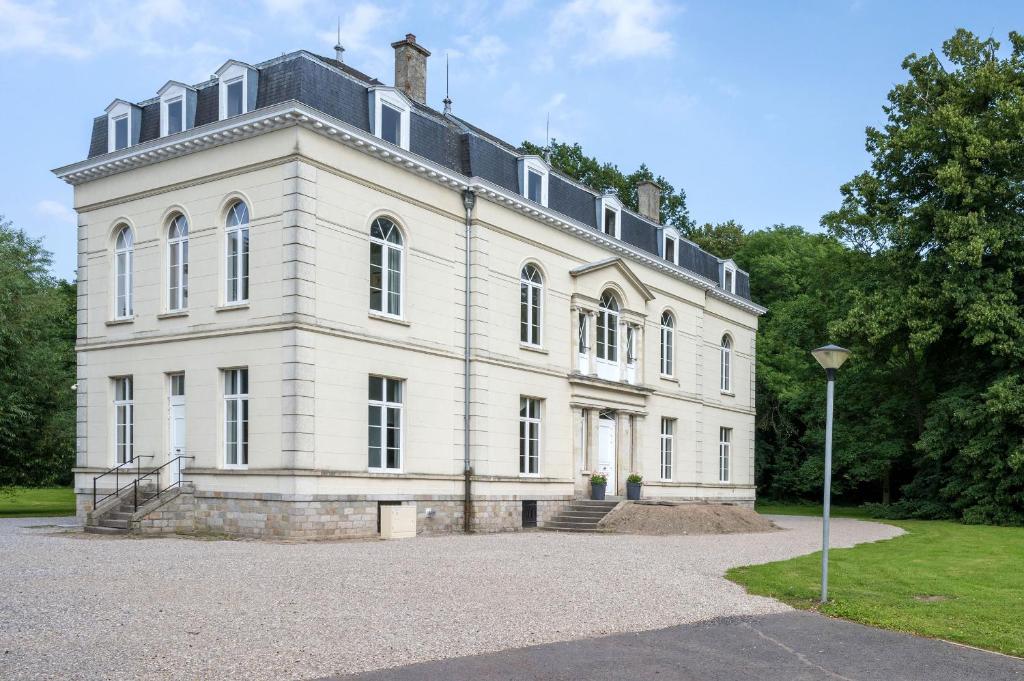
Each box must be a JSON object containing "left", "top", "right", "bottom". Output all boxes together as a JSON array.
[{"left": 380, "top": 504, "right": 417, "bottom": 539}]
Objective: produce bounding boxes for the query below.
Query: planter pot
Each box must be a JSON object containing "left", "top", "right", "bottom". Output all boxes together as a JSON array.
[
  {"left": 626, "top": 481, "right": 642, "bottom": 501},
  {"left": 591, "top": 482, "right": 607, "bottom": 500}
]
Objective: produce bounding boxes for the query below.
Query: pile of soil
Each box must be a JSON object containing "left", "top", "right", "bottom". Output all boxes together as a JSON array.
[{"left": 598, "top": 501, "right": 778, "bottom": 535}]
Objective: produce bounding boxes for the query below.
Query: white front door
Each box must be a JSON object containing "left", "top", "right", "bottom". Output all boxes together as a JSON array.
[
  {"left": 597, "top": 411, "right": 616, "bottom": 495},
  {"left": 169, "top": 398, "right": 186, "bottom": 486}
]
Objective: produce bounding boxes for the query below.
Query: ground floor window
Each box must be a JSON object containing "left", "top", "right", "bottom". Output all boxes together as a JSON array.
[
  {"left": 519, "top": 397, "right": 541, "bottom": 475},
  {"left": 113, "top": 376, "right": 133, "bottom": 464},
  {"left": 224, "top": 368, "right": 249, "bottom": 467},
  {"left": 369, "top": 376, "right": 403, "bottom": 471},
  {"left": 719, "top": 427, "right": 731, "bottom": 483},
  {"left": 660, "top": 418, "right": 674, "bottom": 480}
]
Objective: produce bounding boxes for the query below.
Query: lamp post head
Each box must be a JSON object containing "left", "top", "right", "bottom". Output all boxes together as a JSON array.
[{"left": 812, "top": 344, "right": 850, "bottom": 372}]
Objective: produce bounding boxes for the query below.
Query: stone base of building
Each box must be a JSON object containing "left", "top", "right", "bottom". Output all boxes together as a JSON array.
[{"left": 77, "top": 489, "right": 570, "bottom": 540}]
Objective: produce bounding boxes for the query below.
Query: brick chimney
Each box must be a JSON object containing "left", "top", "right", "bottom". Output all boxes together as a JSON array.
[
  {"left": 391, "top": 33, "right": 430, "bottom": 104},
  {"left": 637, "top": 180, "right": 662, "bottom": 224}
]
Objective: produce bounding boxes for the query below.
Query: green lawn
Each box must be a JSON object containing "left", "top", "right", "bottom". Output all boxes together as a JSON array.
[
  {"left": 0, "top": 487, "right": 76, "bottom": 517},
  {"left": 729, "top": 518, "right": 1024, "bottom": 657},
  {"left": 755, "top": 500, "right": 874, "bottom": 519}
]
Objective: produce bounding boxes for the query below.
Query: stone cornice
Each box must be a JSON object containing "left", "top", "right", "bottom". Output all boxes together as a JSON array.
[{"left": 53, "top": 101, "right": 766, "bottom": 316}]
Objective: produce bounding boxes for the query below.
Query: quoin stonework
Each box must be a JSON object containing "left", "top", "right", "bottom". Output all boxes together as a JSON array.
[{"left": 54, "top": 33, "right": 764, "bottom": 539}]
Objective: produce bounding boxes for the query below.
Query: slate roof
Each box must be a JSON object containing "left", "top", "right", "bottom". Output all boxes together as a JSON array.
[{"left": 86, "top": 50, "right": 751, "bottom": 301}]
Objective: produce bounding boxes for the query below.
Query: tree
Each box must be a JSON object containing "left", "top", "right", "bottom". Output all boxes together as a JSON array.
[
  {"left": 0, "top": 217, "right": 76, "bottom": 489},
  {"left": 823, "top": 30, "right": 1024, "bottom": 523},
  {"left": 682, "top": 220, "right": 747, "bottom": 259},
  {"left": 520, "top": 139, "right": 693, "bottom": 230}
]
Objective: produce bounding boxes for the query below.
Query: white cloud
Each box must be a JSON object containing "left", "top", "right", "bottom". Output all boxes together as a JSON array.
[
  {"left": 551, "top": 0, "right": 676, "bottom": 64},
  {"left": 263, "top": 0, "right": 309, "bottom": 14},
  {"left": 0, "top": 0, "right": 90, "bottom": 58},
  {"left": 35, "top": 200, "right": 76, "bottom": 227},
  {"left": 316, "top": 3, "right": 391, "bottom": 74}
]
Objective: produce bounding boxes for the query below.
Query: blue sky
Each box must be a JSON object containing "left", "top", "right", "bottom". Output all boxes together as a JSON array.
[{"left": 0, "top": 0, "right": 1020, "bottom": 280}]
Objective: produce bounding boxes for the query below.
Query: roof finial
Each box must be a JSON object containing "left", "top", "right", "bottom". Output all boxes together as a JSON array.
[
  {"left": 334, "top": 17, "right": 345, "bottom": 63},
  {"left": 442, "top": 52, "right": 453, "bottom": 115},
  {"left": 544, "top": 112, "right": 550, "bottom": 161}
]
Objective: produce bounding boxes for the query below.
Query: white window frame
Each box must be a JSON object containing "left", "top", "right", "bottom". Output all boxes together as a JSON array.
[
  {"left": 368, "top": 375, "right": 404, "bottom": 472},
  {"left": 369, "top": 216, "right": 405, "bottom": 318},
  {"left": 663, "top": 227, "right": 679, "bottom": 265},
  {"left": 519, "top": 397, "right": 541, "bottom": 476},
  {"left": 660, "top": 311, "right": 675, "bottom": 377},
  {"left": 105, "top": 100, "right": 138, "bottom": 153},
  {"left": 596, "top": 291, "right": 620, "bottom": 368},
  {"left": 722, "top": 260, "right": 737, "bottom": 294},
  {"left": 163, "top": 96, "right": 184, "bottom": 136},
  {"left": 113, "top": 226, "right": 134, "bottom": 319},
  {"left": 719, "top": 427, "right": 732, "bottom": 483},
  {"left": 369, "top": 88, "right": 411, "bottom": 151},
  {"left": 520, "top": 264, "right": 543, "bottom": 347},
  {"left": 158, "top": 81, "right": 195, "bottom": 137},
  {"left": 660, "top": 418, "right": 674, "bottom": 481},
  {"left": 577, "top": 310, "right": 590, "bottom": 370},
  {"left": 720, "top": 335, "right": 733, "bottom": 393},
  {"left": 113, "top": 376, "right": 134, "bottom": 464},
  {"left": 596, "top": 192, "right": 623, "bottom": 239},
  {"left": 167, "top": 214, "right": 189, "bottom": 312},
  {"left": 518, "top": 156, "right": 549, "bottom": 207},
  {"left": 225, "top": 201, "right": 250, "bottom": 305},
  {"left": 223, "top": 368, "right": 249, "bottom": 468},
  {"left": 216, "top": 61, "right": 256, "bottom": 121}
]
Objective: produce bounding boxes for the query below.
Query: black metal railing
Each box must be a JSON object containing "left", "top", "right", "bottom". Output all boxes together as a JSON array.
[
  {"left": 92, "top": 454, "right": 195, "bottom": 513},
  {"left": 130, "top": 455, "right": 195, "bottom": 512},
  {"left": 92, "top": 455, "right": 153, "bottom": 510}
]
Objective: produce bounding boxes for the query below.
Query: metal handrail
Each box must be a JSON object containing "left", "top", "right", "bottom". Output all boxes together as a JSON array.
[
  {"left": 128, "top": 455, "right": 196, "bottom": 512},
  {"left": 92, "top": 456, "right": 154, "bottom": 510}
]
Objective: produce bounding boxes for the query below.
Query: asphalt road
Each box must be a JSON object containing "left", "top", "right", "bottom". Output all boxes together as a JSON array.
[{"left": 331, "top": 611, "right": 1024, "bottom": 681}]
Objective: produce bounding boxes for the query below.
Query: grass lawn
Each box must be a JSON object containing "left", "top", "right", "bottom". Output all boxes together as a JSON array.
[
  {"left": 729, "top": 518, "right": 1024, "bottom": 658},
  {"left": 755, "top": 500, "right": 874, "bottom": 519},
  {"left": 0, "top": 487, "right": 76, "bottom": 517}
]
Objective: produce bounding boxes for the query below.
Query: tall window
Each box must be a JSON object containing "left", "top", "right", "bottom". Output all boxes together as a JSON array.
[
  {"left": 113, "top": 115, "right": 129, "bottom": 150},
  {"left": 719, "top": 427, "right": 732, "bottom": 483},
  {"left": 660, "top": 418, "right": 674, "bottom": 480},
  {"left": 381, "top": 103, "right": 402, "bottom": 145},
  {"left": 664, "top": 233, "right": 677, "bottom": 264},
  {"left": 596, "top": 291, "right": 619, "bottom": 363},
  {"left": 660, "top": 311, "right": 675, "bottom": 376},
  {"left": 520, "top": 264, "right": 543, "bottom": 346},
  {"left": 527, "top": 170, "right": 543, "bottom": 203},
  {"left": 114, "top": 226, "right": 133, "bottom": 319},
  {"left": 368, "top": 376, "right": 403, "bottom": 471},
  {"left": 226, "top": 79, "right": 244, "bottom": 117},
  {"left": 224, "top": 368, "right": 249, "bottom": 467},
  {"left": 519, "top": 397, "right": 541, "bottom": 475},
  {"left": 720, "top": 335, "right": 733, "bottom": 392},
  {"left": 167, "top": 214, "right": 189, "bottom": 311},
  {"left": 369, "top": 217, "right": 403, "bottom": 317},
  {"left": 113, "top": 377, "right": 133, "bottom": 464},
  {"left": 225, "top": 201, "right": 249, "bottom": 304},
  {"left": 166, "top": 98, "right": 183, "bottom": 135}
]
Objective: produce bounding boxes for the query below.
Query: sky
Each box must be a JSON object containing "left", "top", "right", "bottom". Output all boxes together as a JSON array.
[{"left": 0, "top": 0, "right": 1020, "bottom": 280}]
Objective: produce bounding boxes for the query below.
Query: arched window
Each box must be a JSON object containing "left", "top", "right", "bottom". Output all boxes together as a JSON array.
[
  {"left": 225, "top": 201, "right": 249, "bottom": 304},
  {"left": 369, "top": 216, "right": 403, "bottom": 317},
  {"left": 720, "top": 335, "right": 733, "bottom": 392},
  {"left": 520, "top": 264, "right": 543, "bottom": 346},
  {"left": 167, "top": 214, "right": 189, "bottom": 311},
  {"left": 660, "top": 311, "right": 675, "bottom": 376},
  {"left": 596, "top": 290, "right": 619, "bottom": 363},
  {"left": 114, "top": 225, "right": 134, "bottom": 319}
]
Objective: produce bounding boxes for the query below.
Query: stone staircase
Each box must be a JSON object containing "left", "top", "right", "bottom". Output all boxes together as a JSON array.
[
  {"left": 541, "top": 499, "right": 620, "bottom": 532},
  {"left": 85, "top": 485, "right": 159, "bottom": 535}
]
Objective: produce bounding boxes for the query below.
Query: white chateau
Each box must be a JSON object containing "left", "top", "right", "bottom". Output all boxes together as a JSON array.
[{"left": 54, "top": 34, "right": 764, "bottom": 538}]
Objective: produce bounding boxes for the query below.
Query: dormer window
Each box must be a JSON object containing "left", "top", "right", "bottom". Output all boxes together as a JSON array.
[
  {"left": 158, "top": 81, "right": 197, "bottom": 137},
  {"left": 596, "top": 192, "right": 622, "bottom": 239},
  {"left": 721, "top": 260, "right": 737, "bottom": 294},
  {"left": 663, "top": 227, "right": 679, "bottom": 265},
  {"left": 369, "top": 88, "right": 411, "bottom": 150},
  {"left": 105, "top": 100, "right": 141, "bottom": 153},
  {"left": 215, "top": 60, "right": 258, "bottom": 121},
  {"left": 518, "top": 156, "right": 549, "bottom": 207}
]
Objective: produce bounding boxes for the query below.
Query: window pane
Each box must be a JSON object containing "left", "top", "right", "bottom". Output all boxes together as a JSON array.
[
  {"left": 227, "top": 80, "right": 244, "bottom": 117},
  {"left": 385, "top": 378, "right": 402, "bottom": 404},
  {"left": 368, "top": 405, "right": 382, "bottom": 468},
  {"left": 605, "top": 208, "right": 616, "bottom": 235},
  {"left": 240, "top": 228, "right": 249, "bottom": 301},
  {"left": 369, "top": 376, "right": 383, "bottom": 401},
  {"left": 114, "top": 117, "right": 128, "bottom": 150},
  {"left": 666, "top": 238, "right": 675, "bottom": 262},
  {"left": 381, "top": 104, "right": 401, "bottom": 145},
  {"left": 241, "top": 399, "right": 249, "bottom": 465},
  {"left": 527, "top": 171, "right": 541, "bottom": 203},
  {"left": 226, "top": 400, "right": 238, "bottom": 465},
  {"left": 168, "top": 100, "right": 183, "bottom": 134},
  {"left": 387, "top": 246, "right": 401, "bottom": 315}
]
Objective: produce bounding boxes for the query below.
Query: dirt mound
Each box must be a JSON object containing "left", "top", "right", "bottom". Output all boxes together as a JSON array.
[{"left": 598, "top": 502, "right": 778, "bottom": 535}]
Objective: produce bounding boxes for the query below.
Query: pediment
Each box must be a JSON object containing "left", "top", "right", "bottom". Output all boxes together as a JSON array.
[{"left": 570, "top": 257, "right": 655, "bottom": 308}]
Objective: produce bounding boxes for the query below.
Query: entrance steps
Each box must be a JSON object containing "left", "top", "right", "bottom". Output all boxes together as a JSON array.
[
  {"left": 540, "top": 500, "right": 620, "bottom": 532},
  {"left": 84, "top": 486, "right": 159, "bottom": 535}
]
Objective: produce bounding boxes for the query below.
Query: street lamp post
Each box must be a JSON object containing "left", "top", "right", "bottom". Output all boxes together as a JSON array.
[{"left": 811, "top": 344, "right": 850, "bottom": 604}]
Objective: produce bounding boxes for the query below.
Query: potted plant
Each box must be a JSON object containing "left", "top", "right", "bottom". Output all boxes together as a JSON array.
[
  {"left": 626, "top": 473, "right": 643, "bottom": 501},
  {"left": 590, "top": 473, "right": 608, "bottom": 500}
]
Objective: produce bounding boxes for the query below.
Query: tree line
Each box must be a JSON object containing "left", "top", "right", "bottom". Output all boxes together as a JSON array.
[{"left": 526, "top": 29, "right": 1024, "bottom": 525}]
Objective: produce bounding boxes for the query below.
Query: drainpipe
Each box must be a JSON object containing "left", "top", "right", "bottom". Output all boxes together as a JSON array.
[{"left": 462, "top": 188, "right": 476, "bottom": 533}]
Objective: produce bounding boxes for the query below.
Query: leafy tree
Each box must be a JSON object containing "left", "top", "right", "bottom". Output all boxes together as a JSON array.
[
  {"left": 0, "top": 217, "right": 76, "bottom": 489},
  {"left": 824, "top": 30, "right": 1024, "bottom": 524},
  {"left": 520, "top": 139, "right": 693, "bottom": 230},
  {"left": 682, "top": 220, "right": 747, "bottom": 259}
]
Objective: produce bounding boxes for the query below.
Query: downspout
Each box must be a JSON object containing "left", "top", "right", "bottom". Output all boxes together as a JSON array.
[{"left": 462, "top": 188, "right": 476, "bottom": 533}]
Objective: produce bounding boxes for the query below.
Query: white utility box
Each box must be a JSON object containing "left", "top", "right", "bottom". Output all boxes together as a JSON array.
[{"left": 380, "top": 504, "right": 417, "bottom": 539}]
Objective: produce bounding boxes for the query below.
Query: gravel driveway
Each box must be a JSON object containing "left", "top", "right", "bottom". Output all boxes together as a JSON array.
[{"left": 0, "top": 515, "right": 901, "bottom": 680}]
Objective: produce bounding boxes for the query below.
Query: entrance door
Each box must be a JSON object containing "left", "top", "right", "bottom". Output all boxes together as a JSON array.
[
  {"left": 597, "top": 411, "right": 616, "bottom": 495},
  {"left": 168, "top": 374, "right": 186, "bottom": 486}
]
